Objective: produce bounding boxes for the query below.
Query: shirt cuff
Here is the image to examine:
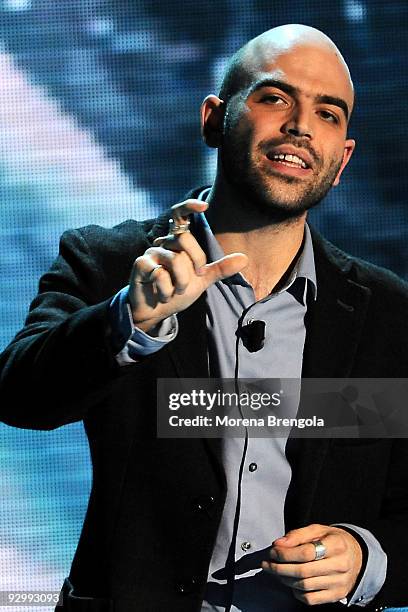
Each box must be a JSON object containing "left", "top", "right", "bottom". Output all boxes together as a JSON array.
[
  {"left": 109, "top": 286, "right": 178, "bottom": 365},
  {"left": 332, "top": 523, "right": 387, "bottom": 607}
]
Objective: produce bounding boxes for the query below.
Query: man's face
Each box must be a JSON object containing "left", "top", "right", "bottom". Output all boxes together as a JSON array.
[{"left": 219, "top": 44, "right": 355, "bottom": 220}]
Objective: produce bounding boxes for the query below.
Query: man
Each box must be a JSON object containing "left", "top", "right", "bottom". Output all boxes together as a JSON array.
[{"left": 1, "top": 24, "right": 408, "bottom": 611}]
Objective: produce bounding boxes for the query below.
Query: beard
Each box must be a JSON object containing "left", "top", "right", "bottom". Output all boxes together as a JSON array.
[{"left": 220, "top": 121, "right": 343, "bottom": 223}]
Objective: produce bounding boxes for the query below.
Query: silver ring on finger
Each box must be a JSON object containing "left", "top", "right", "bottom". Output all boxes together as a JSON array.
[
  {"left": 136, "top": 264, "right": 164, "bottom": 284},
  {"left": 168, "top": 217, "right": 190, "bottom": 235},
  {"left": 312, "top": 540, "right": 326, "bottom": 561}
]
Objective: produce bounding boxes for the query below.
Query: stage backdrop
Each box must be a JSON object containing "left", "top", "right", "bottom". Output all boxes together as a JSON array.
[{"left": 0, "top": 0, "right": 407, "bottom": 607}]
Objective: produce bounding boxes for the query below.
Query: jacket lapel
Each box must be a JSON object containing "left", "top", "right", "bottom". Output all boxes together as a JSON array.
[
  {"left": 302, "top": 229, "right": 372, "bottom": 378},
  {"left": 286, "top": 229, "right": 372, "bottom": 529}
]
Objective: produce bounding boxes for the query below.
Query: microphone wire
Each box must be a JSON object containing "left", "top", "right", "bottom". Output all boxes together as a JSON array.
[{"left": 224, "top": 308, "right": 251, "bottom": 612}]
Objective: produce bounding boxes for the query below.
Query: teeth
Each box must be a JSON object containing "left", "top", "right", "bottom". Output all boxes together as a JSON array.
[{"left": 272, "top": 153, "right": 307, "bottom": 168}]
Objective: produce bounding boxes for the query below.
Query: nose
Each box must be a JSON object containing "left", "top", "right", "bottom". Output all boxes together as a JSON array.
[{"left": 281, "top": 106, "right": 313, "bottom": 139}]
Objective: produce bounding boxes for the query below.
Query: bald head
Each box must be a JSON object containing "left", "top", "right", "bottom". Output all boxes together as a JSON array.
[{"left": 219, "top": 24, "right": 354, "bottom": 117}]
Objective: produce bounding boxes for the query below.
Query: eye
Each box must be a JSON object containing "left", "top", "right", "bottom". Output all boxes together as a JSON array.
[
  {"left": 318, "top": 110, "right": 339, "bottom": 124},
  {"left": 260, "top": 94, "right": 286, "bottom": 105}
]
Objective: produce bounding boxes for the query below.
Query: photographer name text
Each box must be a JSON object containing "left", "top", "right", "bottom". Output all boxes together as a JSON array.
[{"left": 168, "top": 415, "right": 325, "bottom": 429}]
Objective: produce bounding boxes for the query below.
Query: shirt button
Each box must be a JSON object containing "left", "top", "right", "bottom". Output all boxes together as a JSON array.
[
  {"left": 241, "top": 541, "right": 251, "bottom": 552},
  {"left": 249, "top": 462, "right": 258, "bottom": 472}
]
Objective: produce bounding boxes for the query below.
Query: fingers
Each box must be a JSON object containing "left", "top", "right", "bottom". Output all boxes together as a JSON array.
[
  {"left": 153, "top": 199, "right": 208, "bottom": 269},
  {"left": 134, "top": 249, "right": 192, "bottom": 297},
  {"left": 262, "top": 525, "right": 362, "bottom": 606},
  {"left": 291, "top": 580, "right": 349, "bottom": 606},
  {"left": 282, "top": 574, "right": 348, "bottom": 593},
  {"left": 153, "top": 197, "right": 247, "bottom": 284},
  {"left": 132, "top": 255, "right": 172, "bottom": 302},
  {"left": 262, "top": 556, "right": 351, "bottom": 606},
  {"left": 269, "top": 533, "right": 344, "bottom": 564},
  {"left": 269, "top": 542, "right": 320, "bottom": 564},
  {"left": 153, "top": 228, "right": 248, "bottom": 287},
  {"left": 262, "top": 556, "right": 347, "bottom": 579},
  {"left": 153, "top": 231, "right": 207, "bottom": 273},
  {"left": 201, "top": 253, "right": 248, "bottom": 285},
  {"left": 273, "top": 524, "right": 327, "bottom": 548},
  {"left": 134, "top": 249, "right": 247, "bottom": 299},
  {"left": 170, "top": 198, "right": 208, "bottom": 221},
  {"left": 128, "top": 197, "right": 247, "bottom": 330}
]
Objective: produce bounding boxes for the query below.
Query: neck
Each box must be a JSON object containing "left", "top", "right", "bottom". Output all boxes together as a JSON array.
[{"left": 205, "top": 175, "right": 307, "bottom": 300}]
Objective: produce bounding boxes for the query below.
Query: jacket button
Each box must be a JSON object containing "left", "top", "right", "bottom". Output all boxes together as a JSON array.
[{"left": 175, "top": 577, "right": 198, "bottom": 594}]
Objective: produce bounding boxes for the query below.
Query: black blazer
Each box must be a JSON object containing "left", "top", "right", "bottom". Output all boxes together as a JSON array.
[{"left": 1, "top": 202, "right": 408, "bottom": 611}]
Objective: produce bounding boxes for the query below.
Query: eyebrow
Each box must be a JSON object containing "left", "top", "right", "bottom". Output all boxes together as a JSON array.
[
  {"left": 248, "top": 78, "right": 349, "bottom": 121},
  {"left": 315, "top": 94, "right": 349, "bottom": 121}
]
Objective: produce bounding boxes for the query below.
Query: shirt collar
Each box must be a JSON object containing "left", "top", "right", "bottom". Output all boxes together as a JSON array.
[{"left": 193, "top": 190, "right": 317, "bottom": 302}]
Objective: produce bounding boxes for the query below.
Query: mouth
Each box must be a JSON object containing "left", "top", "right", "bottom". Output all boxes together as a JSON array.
[{"left": 265, "top": 148, "right": 315, "bottom": 178}]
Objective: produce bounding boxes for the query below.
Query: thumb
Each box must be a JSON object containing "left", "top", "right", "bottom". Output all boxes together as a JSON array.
[{"left": 201, "top": 253, "right": 248, "bottom": 286}]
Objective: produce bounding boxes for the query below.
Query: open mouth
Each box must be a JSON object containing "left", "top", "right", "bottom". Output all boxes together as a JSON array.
[
  {"left": 265, "top": 151, "right": 313, "bottom": 176},
  {"left": 267, "top": 152, "right": 310, "bottom": 169}
]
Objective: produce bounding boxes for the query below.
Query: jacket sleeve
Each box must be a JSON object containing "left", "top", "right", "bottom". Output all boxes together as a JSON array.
[{"left": 0, "top": 227, "right": 137, "bottom": 430}]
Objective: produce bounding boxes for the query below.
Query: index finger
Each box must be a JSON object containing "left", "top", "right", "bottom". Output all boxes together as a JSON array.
[
  {"left": 261, "top": 558, "right": 336, "bottom": 579},
  {"left": 170, "top": 199, "right": 208, "bottom": 222},
  {"left": 273, "top": 524, "right": 327, "bottom": 548},
  {"left": 270, "top": 541, "right": 327, "bottom": 564}
]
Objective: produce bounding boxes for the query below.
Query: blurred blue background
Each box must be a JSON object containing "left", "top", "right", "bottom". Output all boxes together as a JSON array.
[{"left": 0, "top": 0, "right": 407, "bottom": 606}]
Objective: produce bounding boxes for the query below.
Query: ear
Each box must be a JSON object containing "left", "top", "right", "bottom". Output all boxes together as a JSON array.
[
  {"left": 200, "top": 95, "right": 225, "bottom": 148},
  {"left": 333, "top": 139, "right": 356, "bottom": 186}
]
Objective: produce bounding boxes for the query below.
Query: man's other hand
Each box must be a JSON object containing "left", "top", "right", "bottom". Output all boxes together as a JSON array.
[
  {"left": 262, "top": 523, "right": 363, "bottom": 606},
  {"left": 129, "top": 199, "right": 247, "bottom": 334}
]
